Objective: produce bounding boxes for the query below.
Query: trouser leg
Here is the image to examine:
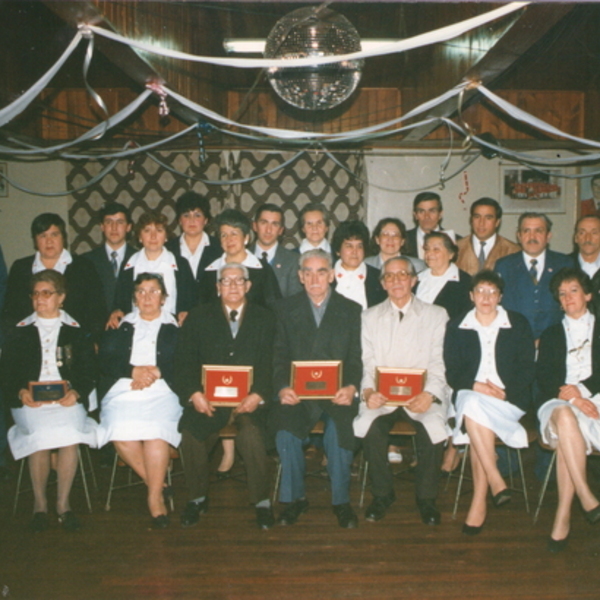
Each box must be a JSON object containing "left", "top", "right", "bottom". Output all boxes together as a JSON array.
[
  {"left": 363, "top": 411, "right": 398, "bottom": 498},
  {"left": 322, "top": 414, "right": 353, "bottom": 506},
  {"left": 235, "top": 414, "right": 269, "bottom": 504},
  {"left": 276, "top": 429, "right": 305, "bottom": 503},
  {"left": 181, "top": 429, "right": 218, "bottom": 500}
]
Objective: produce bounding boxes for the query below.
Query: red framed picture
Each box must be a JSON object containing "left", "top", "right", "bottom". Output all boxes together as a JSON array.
[
  {"left": 291, "top": 360, "right": 342, "bottom": 400},
  {"left": 375, "top": 368, "right": 426, "bottom": 406},
  {"left": 202, "top": 365, "right": 253, "bottom": 407}
]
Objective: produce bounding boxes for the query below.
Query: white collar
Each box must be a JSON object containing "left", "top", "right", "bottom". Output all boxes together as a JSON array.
[
  {"left": 180, "top": 232, "right": 209, "bottom": 256},
  {"left": 32, "top": 248, "right": 72, "bottom": 275},
  {"left": 522, "top": 249, "right": 546, "bottom": 265},
  {"left": 473, "top": 233, "right": 497, "bottom": 251},
  {"left": 387, "top": 296, "right": 412, "bottom": 316},
  {"left": 418, "top": 262, "right": 460, "bottom": 283},
  {"left": 206, "top": 251, "right": 262, "bottom": 271},
  {"left": 121, "top": 307, "right": 178, "bottom": 327},
  {"left": 334, "top": 260, "right": 367, "bottom": 280},
  {"left": 254, "top": 242, "right": 278, "bottom": 263},
  {"left": 299, "top": 238, "right": 331, "bottom": 254},
  {"left": 124, "top": 248, "right": 178, "bottom": 270},
  {"left": 459, "top": 305, "right": 511, "bottom": 330},
  {"left": 18, "top": 309, "right": 79, "bottom": 328}
]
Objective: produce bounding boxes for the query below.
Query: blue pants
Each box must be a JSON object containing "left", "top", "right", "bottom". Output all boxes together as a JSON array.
[{"left": 276, "top": 413, "right": 353, "bottom": 506}]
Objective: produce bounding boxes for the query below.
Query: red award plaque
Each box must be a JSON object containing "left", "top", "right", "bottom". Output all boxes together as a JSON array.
[
  {"left": 291, "top": 361, "right": 342, "bottom": 400},
  {"left": 202, "top": 365, "right": 253, "bottom": 407},
  {"left": 375, "top": 368, "right": 426, "bottom": 406}
]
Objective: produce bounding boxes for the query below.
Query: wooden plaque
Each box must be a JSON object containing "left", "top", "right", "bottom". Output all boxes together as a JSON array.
[
  {"left": 291, "top": 360, "right": 342, "bottom": 400},
  {"left": 28, "top": 380, "right": 68, "bottom": 402},
  {"left": 375, "top": 368, "right": 426, "bottom": 406},
  {"left": 202, "top": 365, "right": 253, "bottom": 407}
]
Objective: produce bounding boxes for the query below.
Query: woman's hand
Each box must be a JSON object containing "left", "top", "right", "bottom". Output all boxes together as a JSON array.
[
  {"left": 571, "top": 397, "right": 600, "bottom": 420},
  {"left": 177, "top": 311, "right": 188, "bottom": 326},
  {"left": 106, "top": 310, "right": 125, "bottom": 330},
  {"left": 58, "top": 389, "right": 79, "bottom": 407},
  {"left": 19, "top": 388, "right": 42, "bottom": 408},
  {"left": 558, "top": 384, "right": 581, "bottom": 402},
  {"left": 131, "top": 366, "right": 161, "bottom": 390},
  {"left": 473, "top": 380, "right": 506, "bottom": 400}
]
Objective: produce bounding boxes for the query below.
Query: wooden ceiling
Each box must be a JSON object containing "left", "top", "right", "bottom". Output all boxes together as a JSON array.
[{"left": 1, "top": 1, "right": 598, "bottom": 147}]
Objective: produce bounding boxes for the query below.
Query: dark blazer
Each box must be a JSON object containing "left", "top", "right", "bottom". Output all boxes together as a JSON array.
[
  {"left": 415, "top": 268, "right": 473, "bottom": 320},
  {"left": 0, "top": 245, "right": 7, "bottom": 348},
  {"left": 494, "top": 250, "right": 574, "bottom": 339},
  {"left": 165, "top": 235, "right": 222, "bottom": 302},
  {"left": 97, "top": 321, "right": 179, "bottom": 401},
  {"left": 271, "top": 290, "right": 362, "bottom": 451},
  {"left": 0, "top": 322, "right": 96, "bottom": 409},
  {"left": 536, "top": 317, "right": 600, "bottom": 409},
  {"left": 83, "top": 243, "right": 136, "bottom": 314},
  {"left": 571, "top": 251, "right": 600, "bottom": 317},
  {"left": 175, "top": 301, "right": 275, "bottom": 441},
  {"left": 249, "top": 243, "right": 303, "bottom": 298},
  {"left": 444, "top": 309, "right": 536, "bottom": 412},
  {"left": 332, "top": 263, "right": 387, "bottom": 308},
  {"left": 113, "top": 253, "right": 197, "bottom": 315},
  {"left": 2, "top": 255, "right": 106, "bottom": 341}
]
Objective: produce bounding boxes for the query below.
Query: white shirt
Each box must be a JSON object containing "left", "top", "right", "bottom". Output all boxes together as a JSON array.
[
  {"left": 334, "top": 260, "right": 368, "bottom": 310},
  {"left": 32, "top": 248, "right": 72, "bottom": 275},
  {"left": 578, "top": 253, "right": 600, "bottom": 280},
  {"left": 299, "top": 238, "right": 331, "bottom": 254},
  {"left": 563, "top": 311, "right": 595, "bottom": 396},
  {"left": 180, "top": 232, "right": 210, "bottom": 276},
  {"left": 416, "top": 263, "right": 460, "bottom": 305},
  {"left": 472, "top": 233, "right": 497, "bottom": 261},
  {"left": 206, "top": 251, "right": 262, "bottom": 271},
  {"left": 254, "top": 242, "right": 278, "bottom": 264},
  {"left": 522, "top": 250, "right": 546, "bottom": 279},
  {"left": 105, "top": 243, "right": 126, "bottom": 273}
]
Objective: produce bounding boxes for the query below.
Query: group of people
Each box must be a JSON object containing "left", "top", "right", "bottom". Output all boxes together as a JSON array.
[{"left": 1, "top": 189, "right": 599, "bottom": 555}]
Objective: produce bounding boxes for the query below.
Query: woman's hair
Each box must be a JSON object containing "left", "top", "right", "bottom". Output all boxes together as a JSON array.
[
  {"left": 331, "top": 220, "right": 370, "bottom": 257},
  {"left": 423, "top": 231, "right": 458, "bottom": 262},
  {"left": 215, "top": 209, "right": 251, "bottom": 237},
  {"left": 132, "top": 272, "right": 168, "bottom": 301},
  {"left": 370, "top": 217, "right": 406, "bottom": 255},
  {"left": 31, "top": 213, "right": 68, "bottom": 249},
  {"left": 134, "top": 212, "right": 169, "bottom": 241},
  {"left": 175, "top": 191, "right": 212, "bottom": 221},
  {"left": 470, "top": 269, "right": 504, "bottom": 294},
  {"left": 30, "top": 269, "right": 67, "bottom": 295},
  {"left": 550, "top": 267, "right": 592, "bottom": 302}
]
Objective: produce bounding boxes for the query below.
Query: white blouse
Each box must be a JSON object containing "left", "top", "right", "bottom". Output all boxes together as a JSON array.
[
  {"left": 334, "top": 260, "right": 368, "bottom": 310},
  {"left": 563, "top": 311, "right": 594, "bottom": 392},
  {"left": 417, "top": 262, "right": 460, "bottom": 305}
]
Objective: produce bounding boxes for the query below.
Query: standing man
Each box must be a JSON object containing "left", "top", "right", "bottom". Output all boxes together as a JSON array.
[
  {"left": 175, "top": 263, "right": 276, "bottom": 529},
  {"left": 297, "top": 203, "right": 332, "bottom": 254},
  {"left": 494, "top": 212, "right": 573, "bottom": 342},
  {"left": 456, "top": 197, "right": 519, "bottom": 276},
  {"left": 83, "top": 203, "right": 136, "bottom": 315},
  {"left": 355, "top": 257, "right": 449, "bottom": 525},
  {"left": 573, "top": 214, "right": 600, "bottom": 313},
  {"left": 580, "top": 174, "right": 600, "bottom": 217},
  {"left": 404, "top": 192, "right": 457, "bottom": 260},
  {"left": 273, "top": 249, "right": 361, "bottom": 528},
  {"left": 250, "top": 203, "right": 302, "bottom": 297}
]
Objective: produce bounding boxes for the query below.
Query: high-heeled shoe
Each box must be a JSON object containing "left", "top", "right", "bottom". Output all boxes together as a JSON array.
[
  {"left": 462, "top": 520, "right": 485, "bottom": 536},
  {"left": 547, "top": 535, "right": 569, "bottom": 553},
  {"left": 151, "top": 514, "right": 169, "bottom": 529},
  {"left": 584, "top": 504, "right": 600, "bottom": 524},
  {"left": 492, "top": 489, "right": 512, "bottom": 508}
]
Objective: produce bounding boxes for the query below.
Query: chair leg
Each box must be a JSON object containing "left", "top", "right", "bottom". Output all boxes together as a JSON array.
[
  {"left": 104, "top": 453, "right": 119, "bottom": 511},
  {"left": 533, "top": 450, "right": 557, "bottom": 525},
  {"left": 272, "top": 460, "right": 282, "bottom": 505},
  {"left": 166, "top": 460, "right": 174, "bottom": 512},
  {"left": 77, "top": 447, "right": 92, "bottom": 514},
  {"left": 359, "top": 460, "right": 369, "bottom": 509},
  {"left": 84, "top": 445, "right": 98, "bottom": 492},
  {"left": 12, "top": 458, "right": 26, "bottom": 517},
  {"left": 516, "top": 448, "right": 529, "bottom": 513},
  {"left": 452, "top": 445, "right": 470, "bottom": 520}
]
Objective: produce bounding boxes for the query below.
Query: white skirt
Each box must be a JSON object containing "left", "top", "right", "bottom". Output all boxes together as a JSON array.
[
  {"left": 9, "top": 403, "right": 98, "bottom": 461},
  {"left": 96, "top": 378, "right": 182, "bottom": 448},
  {"left": 538, "top": 396, "right": 600, "bottom": 455},
  {"left": 452, "top": 389, "right": 527, "bottom": 448}
]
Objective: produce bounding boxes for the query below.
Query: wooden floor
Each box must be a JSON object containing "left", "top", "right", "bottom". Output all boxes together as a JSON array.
[{"left": 1, "top": 447, "right": 600, "bottom": 600}]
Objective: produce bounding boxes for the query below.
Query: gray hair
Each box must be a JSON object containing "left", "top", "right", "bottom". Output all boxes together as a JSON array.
[
  {"left": 380, "top": 256, "right": 415, "bottom": 281},
  {"left": 299, "top": 248, "right": 333, "bottom": 270},
  {"left": 217, "top": 262, "right": 249, "bottom": 280}
]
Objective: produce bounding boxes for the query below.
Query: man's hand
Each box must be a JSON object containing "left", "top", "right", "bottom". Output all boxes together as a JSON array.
[
  {"left": 363, "top": 388, "right": 387, "bottom": 410},
  {"left": 190, "top": 391, "right": 215, "bottom": 416},
  {"left": 279, "top": 387, "right": 300, "bottom": 406},
  {"left": 234, "top": 393, "right": 262, "bottom": 415},
  {"left": 332, "top": 385, "right": 356, "bottom": 406},
  {"left": 407, "top": 391, "right": 434, "bottom": 414}
]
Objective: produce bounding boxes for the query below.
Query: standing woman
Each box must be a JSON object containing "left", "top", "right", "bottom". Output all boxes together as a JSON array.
[
  {"left": 97, "top": 273, "right": 182, "bottom": 528},
  {"left": 109, "top": 212, "right": 196, "bottom": 328},
  {"left": 444, "top": 270, "right": 535, "bottom": 534},
  {"left": 537, "top": 268, "right": 600, "bottom": 552},
  {"left": 0, "top": 270, "right": 97, "bottom": 532},
  {"left": 2, "top": 213, "right": 105, "bottom": 341}
]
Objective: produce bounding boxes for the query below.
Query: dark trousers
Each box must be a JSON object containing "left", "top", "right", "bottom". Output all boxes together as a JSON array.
[
  {"left": 181, "top": 414, "right": 270, "bottom": 505},
  {"left": 363, "top": 407, "right": 444, "bottom": 501}
]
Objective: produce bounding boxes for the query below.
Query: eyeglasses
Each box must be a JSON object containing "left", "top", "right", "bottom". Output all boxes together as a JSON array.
[
  {"left": 135, "top": 289, "right": 162, "bottom": 297},
  {"left": 473, "top": 287, "right": 500, "bottom": 296},
  {"left": 31, "top": 290, "right": 58, "bottom": 299},
  {"left": 382, "top": 270, "right": 412, "bottom": 282},
  {"left": 379, "top": 232, "right": 401, "bottom": 239},
  {"left": 219, "top": 277, "right": 247, "bottom": 287}
]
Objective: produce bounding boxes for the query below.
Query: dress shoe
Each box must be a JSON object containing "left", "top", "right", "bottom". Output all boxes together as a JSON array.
[
  {"left": 417, "top": 499, "right": 441, "bottom": 525},
  {"left": 216, "top": 468, "right": 232, "bottom": 481},
  {"left": 584, "top": 504, "right": 600, "bottom": 525},
  {"left": 547, "top": 535, "right": 569, "bottom": 553},
  {"left": 58, "top": 511, "right": 81, "bottom": 532},
  {"left": 365, "top": 491, "right": 396, "bottom": 522},
  {"left": 256, "top": 507, "right": 275, "bottom": 530},
  {"left": 277, "top": 498, "right": 309, "bottom": 526},
  {"left": 333, "top": 503, "right": 358, "bottom": 529},
  {"left": 462, "top": 520, "right": 485, "bottom": 536},
  {"left": 492, "top": 489, "right": 512, "bottom": 508},
  {"left": 151, "top": 514, "right": 169, "bottom": 529},
  {"left": 180, "top": 499, "right": 209, "bottom": 528},
  {"left": 30, "top": 512, "right": 49, "bottom": 533}
]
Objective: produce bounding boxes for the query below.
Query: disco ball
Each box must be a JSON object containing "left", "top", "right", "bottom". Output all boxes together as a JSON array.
[{"left": 264, "top": 7, "right": 363, "bottom": 111}]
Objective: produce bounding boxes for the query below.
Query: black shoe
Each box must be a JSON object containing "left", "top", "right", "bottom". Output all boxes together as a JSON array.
[
  {"left": 151, "top": 514, "right": 169, "bottom": 529},
  {"left": 547, "top": 535, "right": 569, "bottom": 553},
  {"left": 277, "top": 498, "right": 309, "bottom": 526},
  {"left": 162, "top": 486, "right": 174, "bottom": 502},
  {"left": 58, "top": 510, "right": 81, "bottom": 532},
  {"left": 180, "top": 499, "right": 209, "bottom": 528},
  {"left": 30, "top": 512, "right": 49, "bottom": 533},
  {"left": 365, "top": 491, "right": 396, "bottom": 522},
  {"left": 256, "top": 506, "right": 275, "bottom": 530},
  {"left": 462, "top": 521, "right": 485, "bottom": 536},
  {"left": 216, "top": 468, "right": 232, "bottom": 481},
  {"left": 492, "top": 489, "right": 512, "bottom": 508},
  {"left": 417, "top": 499, "right": 441, "bottom": 525},
  {"left": 333, "top": 503, "right": 358, "bottom": 529},
  {"left": 584, "top": 504, "right": 600, "bottom": 524}
]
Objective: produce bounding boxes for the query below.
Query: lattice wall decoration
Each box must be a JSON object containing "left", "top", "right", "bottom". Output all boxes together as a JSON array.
[{"left": 67, "top": 150, "right": 366, "bottom": 253}]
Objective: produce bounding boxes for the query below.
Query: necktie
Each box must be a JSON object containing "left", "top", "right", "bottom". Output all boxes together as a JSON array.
[
  {"left": 398, "top": 311, "right": 404, "bottom": 322},
  {"left": 260, "top": 251, "right": 269, "bottom": 267},
  {"left": 478, "top": 241, "right": 486, "bottom": 271},
  {"left": 229, "top": 309, "right": 239, "bottom": 337},
  {"left": 529, "top": 259, "right": 538, "bottom": 285},
  {"left": 111, "top": 251, "right": 118, "bottom": 277}
]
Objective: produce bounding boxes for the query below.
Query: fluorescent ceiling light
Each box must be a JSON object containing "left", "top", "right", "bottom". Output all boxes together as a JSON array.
[{"left": 223, "top": 38, "right": 400, "bottom": 54}]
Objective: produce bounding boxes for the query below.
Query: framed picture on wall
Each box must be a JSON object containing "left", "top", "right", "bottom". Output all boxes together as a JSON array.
[
  {"left": 578, "top": 165, "right": 600, "bottom": 217},
  {"left": 499, "top": 165, "right": 565, "bottom": 214},
  {"left": 0, "top": 163, "right": 7, "bottom": 197}
]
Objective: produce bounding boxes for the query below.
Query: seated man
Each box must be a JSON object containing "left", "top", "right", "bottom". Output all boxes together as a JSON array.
[
  {"left": 273, "top": 249, "right": 362, "bottom": 528},
  {"left": 355, "top": 257, "right": 450, "bottom": 525},
  {"left": 175, "top": 263, "right": 276, "bottom": 529}
]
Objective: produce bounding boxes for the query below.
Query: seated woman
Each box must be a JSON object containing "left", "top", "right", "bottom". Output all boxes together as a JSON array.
[
  {"left": 365, "top": 217, "right": 425, "bottom": 275},
  {"left": 416, "top": 231, "right": 472, "bottom": 320},
  {"left": 537, "top": 268, "right": 600, "bottom": 553},
  {"left": 2, "top": 213, "right": 105, "bottom": 341},
  {"left": 109, "top": 212, "right": 196, "bottom": 328},
  {"left": 444, "top": 270, "right": 535, "bottom": 535},
  {"left": 98, "top": 273, "right": 183, "bottom": 528},
  {"left": 0, "top": 270, "right": 97, "bottom": 532}
]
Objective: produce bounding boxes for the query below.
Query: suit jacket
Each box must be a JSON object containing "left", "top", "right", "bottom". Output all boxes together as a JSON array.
[
  {"left": 571, "top": 251, "right": 600, "bottom": 317},
  {"left": 271, "top": 290, "right": 362, "bottom": 450},
  {"left": 456, "top": 234, "right": 519, "bottom": 276},
  {"left": 536, "top": 317, "right": 600, "bottom": 409},
  {"left": 165, "top": 234, "right": 222, "bottom": 301},
  {"left": 494, "top": 250, "right": 574, "bottom": 339},
  {"left": 0, "top": 245, "right": 7, "bottom": 348},
  {"left": 249, "top": 243, "right": 303, "bottom": 298},
  {"left": 354, "top": 296, "right": 449, "bottom": 443},
  {"left": 83, "top": 243, "right": 136, "bottom": 314},
  {"left": 0, "top": 322, "right": 96, "bottom": 409},
  {"left": 332, "top": 263, "right": 387, "bottom": 308},
  {"left": 415, "top": 268, "right": 473, "bottom": 320},
  {"left": 2, "top": 255, "right": 106, "bottom": 342},
  {"left": 97, "top": 321, "right": 178, "bottom": 401},
  {"left": 175, "top": 301, "right": 275, "bottom": 441},
  {"left": 444, "top": 309, "right": 536, "bottom": 412}
]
